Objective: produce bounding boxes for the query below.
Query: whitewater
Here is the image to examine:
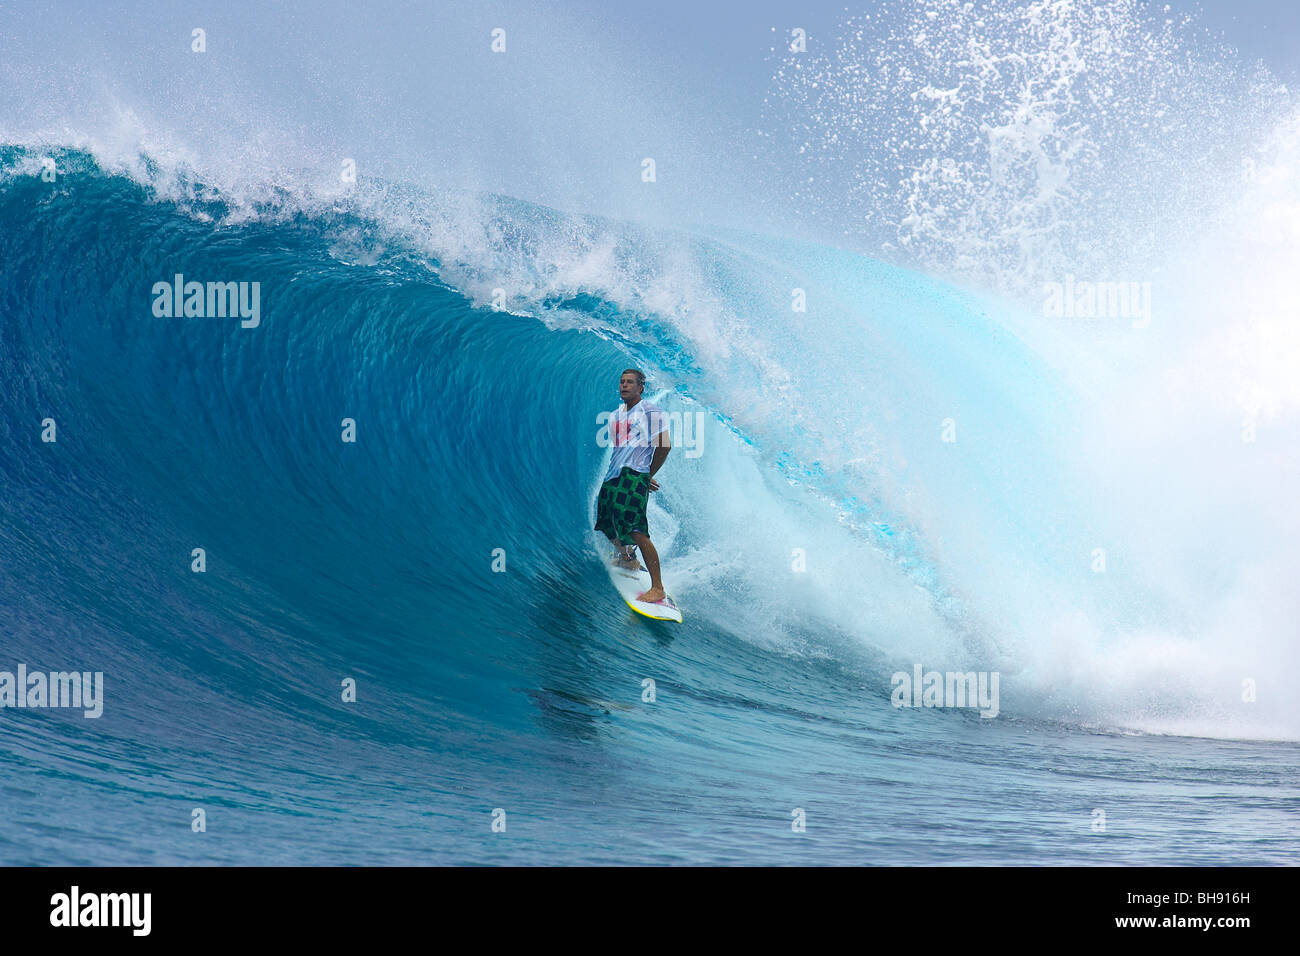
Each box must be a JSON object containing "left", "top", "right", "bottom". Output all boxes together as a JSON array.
[{"left": 0, "top": 0, "right": 1297, "bottom": 864}]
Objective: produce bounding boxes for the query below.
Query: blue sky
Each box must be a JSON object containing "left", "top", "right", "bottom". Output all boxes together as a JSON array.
[{"left": 1, "top": 0, "right": 1295, "bottom": 239}]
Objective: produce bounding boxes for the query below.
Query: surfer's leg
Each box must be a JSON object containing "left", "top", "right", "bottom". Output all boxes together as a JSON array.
[
  {"left": 608, "top": 534, "right": 639, "bottom": 568},
  {"left": 601, "top": 524, "right": 637, "bottom": 567},
  {"left": 619, "top": 470, "right": 662, "bottom": 597},
  {"left": 631, "top": 532, "right": 664, "bottom": 602},
  {"left": 595, "top": 476, "right": 638, "bottom": 565}
]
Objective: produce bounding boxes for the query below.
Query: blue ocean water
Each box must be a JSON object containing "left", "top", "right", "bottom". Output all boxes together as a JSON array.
[{"left": 1, "top": 146, "right": 1296, "bottom": 864}]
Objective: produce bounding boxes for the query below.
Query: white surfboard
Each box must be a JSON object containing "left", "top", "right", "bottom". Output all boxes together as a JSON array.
[{"left": 605, "top": 557, "right": 683, "bottom": 623}]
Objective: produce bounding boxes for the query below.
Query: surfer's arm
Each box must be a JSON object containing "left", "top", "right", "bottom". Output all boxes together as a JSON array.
[{"left": 647, "top": 428, "right": 671, "bottom": 489}]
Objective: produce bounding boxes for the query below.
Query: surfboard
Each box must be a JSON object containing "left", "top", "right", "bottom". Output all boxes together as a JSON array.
[{"left": 605, "top": 556, "right": 683, "bottom": 623}]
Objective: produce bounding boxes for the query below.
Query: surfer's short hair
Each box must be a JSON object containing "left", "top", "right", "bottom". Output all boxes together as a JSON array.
[{"left": 621, "top": 368, "right": 646, "bottom": 388}]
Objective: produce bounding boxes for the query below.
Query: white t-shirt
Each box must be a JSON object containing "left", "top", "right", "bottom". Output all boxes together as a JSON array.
[{"left": 604, "top": 400, "right": 668, "bottom": 481}]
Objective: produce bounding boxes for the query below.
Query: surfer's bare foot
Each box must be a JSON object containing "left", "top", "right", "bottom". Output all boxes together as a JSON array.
[{"left": 637, "top": 586, "right": 666, "bottom": 603}]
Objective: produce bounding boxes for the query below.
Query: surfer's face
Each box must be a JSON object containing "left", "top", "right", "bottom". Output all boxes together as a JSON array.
[{"left": 619, "top": 373, "right": 642, "bottom": 403}]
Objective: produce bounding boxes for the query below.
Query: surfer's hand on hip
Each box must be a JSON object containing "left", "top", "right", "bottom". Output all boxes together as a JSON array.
[{"left": 647, "top": 477, "right": 660, "bottom": 491}]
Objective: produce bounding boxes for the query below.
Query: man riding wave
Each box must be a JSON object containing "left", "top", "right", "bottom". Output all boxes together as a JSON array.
[{"left": 594, "top": 368, "right": 672, "bottom": 604}]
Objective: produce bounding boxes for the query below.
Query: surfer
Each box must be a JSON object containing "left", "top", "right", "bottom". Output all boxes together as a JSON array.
[{"left": 594, "top": 368, "right": 672, "bottom": 603}]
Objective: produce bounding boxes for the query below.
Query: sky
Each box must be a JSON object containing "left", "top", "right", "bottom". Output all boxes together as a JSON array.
[{"left": 1, "top": 0, "right": 1296, "bottom": 242}]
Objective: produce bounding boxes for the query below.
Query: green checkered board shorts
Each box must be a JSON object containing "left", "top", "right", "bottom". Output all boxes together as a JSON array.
[{"left": 594, "top": 466, "right": 651, "bottom": 546}]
